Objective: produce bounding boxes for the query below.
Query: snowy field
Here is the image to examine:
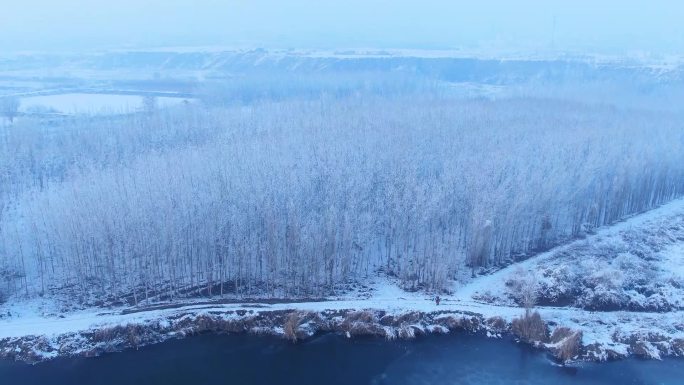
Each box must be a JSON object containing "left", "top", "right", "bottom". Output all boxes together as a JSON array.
[
  {"left": 19, "top": 93, "right": 193, "bottom": 115},
  {"left": 460, "top": 199, "right": 684, "bottom": 312}
]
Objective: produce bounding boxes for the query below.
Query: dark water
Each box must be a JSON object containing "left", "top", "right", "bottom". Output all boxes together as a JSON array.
[{"left": 1, "top": 333, "right": 683, "bottom": 385}]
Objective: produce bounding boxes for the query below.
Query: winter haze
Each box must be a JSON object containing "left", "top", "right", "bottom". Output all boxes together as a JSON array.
[
  {"left": 1, "top": 1, "right": 684, "bottom": 384},
  {"left": 1, "top": 0, "right": 684, "bottom": 55}
]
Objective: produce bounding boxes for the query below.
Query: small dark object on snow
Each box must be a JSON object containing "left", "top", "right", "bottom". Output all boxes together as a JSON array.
[{"left": 435, "top": 296, "right": 441, "bottom": 306}]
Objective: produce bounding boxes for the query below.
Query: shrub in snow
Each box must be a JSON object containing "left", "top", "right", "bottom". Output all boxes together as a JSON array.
[
  {"left": 673, "top": 339, "right": 684, "bottom": 356},
  {"left": 536, "top": 266, "right": 580, "bottom": 306},
  {"left": 282, "top": 311, "right": 321, "bottom": 342},
  {"left": 340, "top": 310, "right": 384, "bottom": 337},
  {"left": 511, "top": 310, "right": 548, "bottom": 344},
  {"left": 577, "top": 286, "right": 630, "bottom": 311},
  {"left": 644, "top": 294, "right": 672, "bottom": 312},
  {"left": 397, "top": 324, "right": 418, "bottom": 339},
  {"left": 506, "top": 268, "right": 538, "bottom": 309},
  {"left": 283, "top": 312, "right": 303, "bottom": 342},
  {"left": 490, "top": 213, "right": 684, "bottom": 314},
  {"left": 550, "top": 327, "right": 583, "bottom": 362},
  {"left": 486, "top": 316, "right": 508, "bottom": 333},
  {"left": 579, "top": 222, "right": 596, "bottom": 237}
]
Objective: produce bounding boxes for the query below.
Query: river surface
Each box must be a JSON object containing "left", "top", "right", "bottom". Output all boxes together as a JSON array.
[{"left": 1, "top": 333, "right": 683, "bottom": 385}]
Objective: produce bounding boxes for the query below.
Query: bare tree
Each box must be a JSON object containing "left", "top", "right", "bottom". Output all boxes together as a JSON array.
[
  {"left": 509, "top": 268, "right": 539, "bottom": 312},
  {"left": 2, "top": 95, "right": 684, "bottom": 300},
  {"left": 0, "top": 96, "right": 20, "bottom": 123},
  {"left": 142, "top": 95, "right": 157, "bottom": 114}
]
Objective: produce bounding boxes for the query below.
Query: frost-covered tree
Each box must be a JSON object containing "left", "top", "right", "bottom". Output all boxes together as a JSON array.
[
  {"left": 142, "top": 95, "right": 157, "bottom": 114},
  {"left": 1, "top": 94, "right": 683, "bottom": 301},
  {"left": 0, "top": 96, "right": 20, "bottom": 123}
]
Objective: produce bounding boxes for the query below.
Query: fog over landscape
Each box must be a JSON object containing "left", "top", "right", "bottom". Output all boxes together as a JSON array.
[
  {"left": 2, "top": 0, "right": 684, "bottom": 55},
  {"left": 1, "top": 2, "right": 684, "bottom": 384}
]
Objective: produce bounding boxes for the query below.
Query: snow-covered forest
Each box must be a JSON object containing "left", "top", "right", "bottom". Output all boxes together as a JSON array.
[
  {"left": 1, "top": 82, "right": 683, "bottom": 303},
  {"left": 6, "top": 0, "right": 684, "bottom": 377}
]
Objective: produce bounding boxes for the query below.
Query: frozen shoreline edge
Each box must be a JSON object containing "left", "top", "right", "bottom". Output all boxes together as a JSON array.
[
  {"left": 1, "top": 303, "right": 682, "bottom": 365},
  {"left": 3, "top": 198, "right": 684, "bottom": 365}
]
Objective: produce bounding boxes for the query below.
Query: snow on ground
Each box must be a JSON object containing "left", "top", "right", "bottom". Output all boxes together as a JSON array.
[
  {"left": 1, "top": 276, "right": 681, "bottom": 361},
  {"left": 661, "top": 243, "right": 684, "bottom": 280},
  {"left": 455, "top": 198, "right": 684, "bottom": 307},
  {"left": 1, "top": 198, "right": 684, "bottom": 361},
  {"left": 0, "top": 278, "right": 436, "bottom": 340}
]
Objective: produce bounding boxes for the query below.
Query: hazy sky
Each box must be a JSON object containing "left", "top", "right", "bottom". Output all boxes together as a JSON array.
[{"left": 1, "top": 0, "right": 683, "bottom": 55}]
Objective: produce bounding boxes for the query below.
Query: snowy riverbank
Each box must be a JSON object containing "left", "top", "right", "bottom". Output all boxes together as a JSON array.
[
  {"left": 2, "top": 199, "right": 684, "bottom": 364},
  {"left": 1, "top": 282, "right": 682, "bottom": 364}
]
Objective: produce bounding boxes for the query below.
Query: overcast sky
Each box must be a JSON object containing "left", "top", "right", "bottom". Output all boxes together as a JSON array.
[{"left": 1, "top": 0, "right": 682, "bottom": 55}]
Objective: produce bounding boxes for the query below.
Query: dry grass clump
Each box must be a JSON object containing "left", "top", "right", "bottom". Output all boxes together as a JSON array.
[
  {"left": 551, "top": 327, "right": 583, "bottom": 361},
  {"left": 89, "top": 324, "right": 145, "bottom": 349},
  {"left": 283, "top": 311, "right": 304, "bottom": 342},
  {"left": 506, "top": 268, "right": 539, "bottom": 309},
  {"left": 282, "top": 311, "right": 320, "bottom": 342},
  {"left": 398, "top": 324, "right": 418, "bottom": 339},
  {"left": 90, "top": 326, "right": 121, "bottom": 343},
  {"left": 511, "top": 310, "right": 548, "bottom": 343},
  {"left": 342, "top": 310, "right": 376, "bottom": 324},
  {"left": 340, "top": 310, "right": 386, "bottom": 337},
  {"left": 672, "top": 338, "right": 684, "bottom": 355},
  {"left": 486, "top": 316, "right": 507, "bottom": 333}
]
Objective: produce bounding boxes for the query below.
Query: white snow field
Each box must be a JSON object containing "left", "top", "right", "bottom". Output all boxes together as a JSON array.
[
  {"left": 455, "top": 197, "right": 684, "bottom": 306},
  {"left": 1, "top": 198, "right": 684, "bottom": 362}
]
